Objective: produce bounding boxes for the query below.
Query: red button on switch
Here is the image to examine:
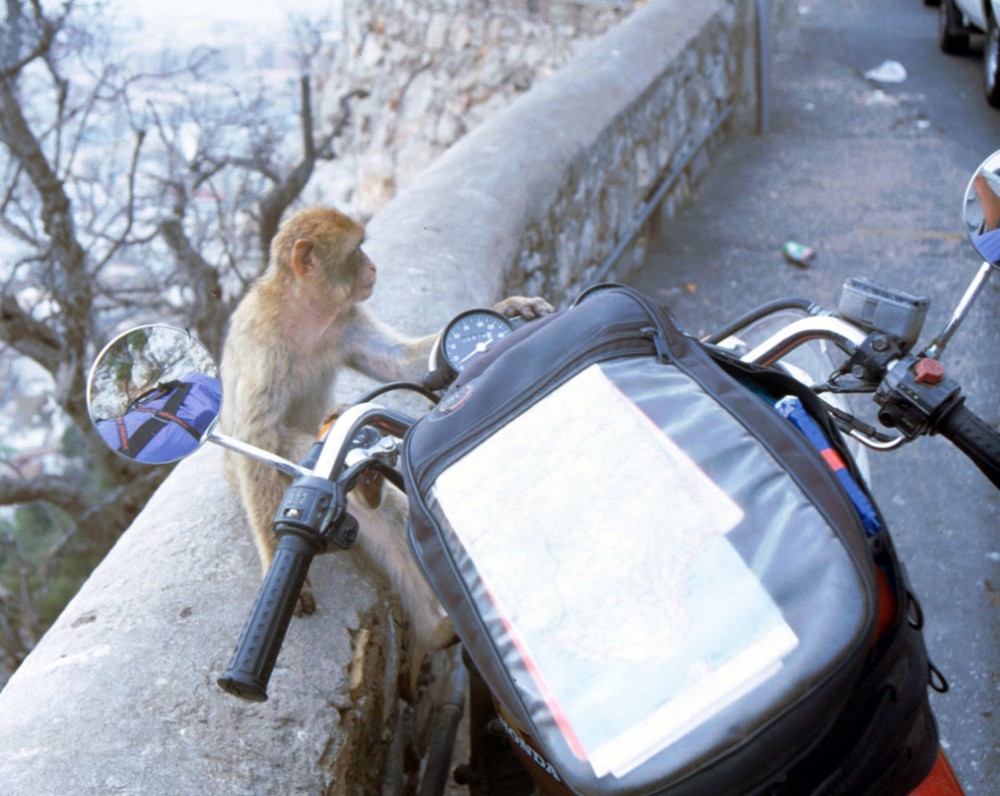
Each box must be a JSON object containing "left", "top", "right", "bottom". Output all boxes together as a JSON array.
[{"left": 914, "top": 358, "right": 944, "bottom": 385}]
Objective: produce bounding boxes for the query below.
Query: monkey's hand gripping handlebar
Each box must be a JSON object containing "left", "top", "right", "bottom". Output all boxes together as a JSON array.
[{"left": 217, "top": 404, "right": 414, "bottom": 702}]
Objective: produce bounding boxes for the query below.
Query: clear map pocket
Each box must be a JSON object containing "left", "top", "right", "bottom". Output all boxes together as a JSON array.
[{"left": 423, "top": 358, "right": 872, "bottom": 793}]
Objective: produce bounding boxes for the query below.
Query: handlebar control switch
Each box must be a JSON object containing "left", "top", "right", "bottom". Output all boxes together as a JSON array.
[
  {"left": 273, "top": 475, "right": 355, "bottom": 553},
  {"left": 875, "top": 355, "right": 961, "bottom": 439}
]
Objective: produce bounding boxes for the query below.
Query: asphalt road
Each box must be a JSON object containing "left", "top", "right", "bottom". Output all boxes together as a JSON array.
[{"left": 630, "top": 0, "right": 999, "bottom": 792}]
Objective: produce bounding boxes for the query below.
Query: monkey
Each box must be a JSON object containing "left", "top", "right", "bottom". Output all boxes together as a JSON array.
[{"left": 219, "top": 206, "right": 553, "bottom": 677}]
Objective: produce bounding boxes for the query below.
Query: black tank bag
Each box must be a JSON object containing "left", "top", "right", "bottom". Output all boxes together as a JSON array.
[{"left": 402, "top": 284, "right": 937, "bottom": 795}]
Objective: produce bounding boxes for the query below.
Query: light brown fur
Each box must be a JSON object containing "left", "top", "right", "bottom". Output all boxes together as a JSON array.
[{"left": 220, "top": 206, "right": 551, "bottom": 679}]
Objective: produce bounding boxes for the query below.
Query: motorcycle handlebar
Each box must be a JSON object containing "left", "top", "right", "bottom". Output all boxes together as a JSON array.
[
  {"left": 936, "top": 399, "right": 1000, "bottom": 489},
  {"left": 217, "top": 532, "right": 317, "bottom": 702}
]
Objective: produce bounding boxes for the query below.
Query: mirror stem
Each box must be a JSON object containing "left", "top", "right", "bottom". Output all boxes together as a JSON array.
[
  {"left": 925, "top": 261, "right": 994, "bottom": 360},
  {"left": 208, "top": 430, "right": 311, "bottom": 479}
]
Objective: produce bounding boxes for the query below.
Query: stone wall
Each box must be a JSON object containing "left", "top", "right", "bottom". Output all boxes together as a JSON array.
[
  {"left": 0, "top": 2, "right": 797, "bottom": 794},
  {"left": 358, "top": 0, "right": 755, "bottom": 326},
  {"left": 502, "top": 4, "right": 741, "bottom": 299},
  {"left": 314, "top": 0, "right": 640, "bottom": 218}
]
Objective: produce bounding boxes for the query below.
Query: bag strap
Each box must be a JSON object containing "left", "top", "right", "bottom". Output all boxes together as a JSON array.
[
  {"left": 127, "top": 380, "right": 181, "bottom": 410},
  {"left": 120, "top": 381, "right": 198, "bottom": 459},
  {"left": 574, "top": 282, "right": 694, "bottom": 361}
]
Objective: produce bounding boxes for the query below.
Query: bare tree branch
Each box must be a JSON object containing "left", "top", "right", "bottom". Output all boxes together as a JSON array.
[
  {"left": 0, "top": 79, "right": 92, "bottom": 333},
  {"left": 0, "top": 0, "right": 63, "bottom": 80},
  {"left": 91, "top": 128, "right": 146, "bottom": 271},
  {"left": 0, "top": 472, "right": 89, "bottom": 515},
  {"left": 158, "top": 196, "right": 226, "bottom": 356},
  {"left": 0, "top": 294, "right": 63, "bottom": 374},
  {"left": 257, "top": 82, "right": 367, "bottom": 257},
  {"left": 0, "top": 162, "right": 37, "bottom": 245}
]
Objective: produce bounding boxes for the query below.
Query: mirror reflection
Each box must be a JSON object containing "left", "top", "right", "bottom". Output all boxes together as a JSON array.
[
  {"left": 87, "top": 325, "right": 222, "bottom": 464},
  {"left": 963, "top": 149, "right": 1000, "bottom": 268}
]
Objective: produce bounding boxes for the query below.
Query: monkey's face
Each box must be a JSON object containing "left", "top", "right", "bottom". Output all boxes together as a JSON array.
[
  {"left": 283, "top": 209, "right": 375, "bottom": 313},
  {"left": 322, "top": 235, "right": 375, "bottom": 304},
  {"left": 350, "top": 247, "right": 377, "bottom": 302}
]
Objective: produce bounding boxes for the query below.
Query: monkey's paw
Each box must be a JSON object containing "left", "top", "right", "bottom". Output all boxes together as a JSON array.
[
  {"left": 355, "top": 470, "right": 384, "bottom": 509},
  {"left": 294, "top": 579, "right": 317, "bottom": 616},
  {"left": 493, "top": 295, "right": 555, "bottom": 321}
]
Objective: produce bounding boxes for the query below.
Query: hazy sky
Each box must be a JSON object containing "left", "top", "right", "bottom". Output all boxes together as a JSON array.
[{"left": 119, "top": 0, "right": 337, "bottom": 23}]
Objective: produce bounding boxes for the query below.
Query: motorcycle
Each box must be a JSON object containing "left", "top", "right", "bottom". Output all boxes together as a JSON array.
[{"left": 87, "top": 153, "right": 1000, "bottom": 796}]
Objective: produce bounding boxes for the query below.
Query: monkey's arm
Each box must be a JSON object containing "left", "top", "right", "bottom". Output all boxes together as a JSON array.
[
  {"left": 343, "top": 298, "right": 554, "bottom": 383},
  {"left": 342, "top": 306, "right": 438, "bottom": 383}
]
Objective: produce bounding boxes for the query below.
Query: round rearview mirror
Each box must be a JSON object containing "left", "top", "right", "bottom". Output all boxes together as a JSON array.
[
  {"left": 963, "top": 149, "right": 1000, "bottom": 269},
  {"left": 87, "top": 325, "right": 222, "bottom": 464}
]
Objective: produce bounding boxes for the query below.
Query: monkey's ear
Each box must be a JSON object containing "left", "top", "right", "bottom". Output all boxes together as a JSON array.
[{"left": 291, "top": 239, "right": 316, "bottom": 279}]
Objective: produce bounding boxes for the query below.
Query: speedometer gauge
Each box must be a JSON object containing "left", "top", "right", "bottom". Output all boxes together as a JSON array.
[{"left": 438, "top": 309, "right": 515, "bottom": 376}]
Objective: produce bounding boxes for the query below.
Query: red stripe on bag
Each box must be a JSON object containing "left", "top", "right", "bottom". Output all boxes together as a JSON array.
[{"left": 821, "top": 448, "right": 845, "bottom": 472}]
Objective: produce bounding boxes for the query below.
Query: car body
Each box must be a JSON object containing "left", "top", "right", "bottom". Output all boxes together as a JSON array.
[
  {"left": 950, "top": 0, "right": 998, "bottom": 30},
  {"left": 939, "top": 0, "right": 1000, "bottom": 106}
]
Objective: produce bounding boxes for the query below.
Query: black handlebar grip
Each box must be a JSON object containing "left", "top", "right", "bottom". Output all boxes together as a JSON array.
[
  {"left": 937, "top": 399, "right": 1000, "bottom": 490},
  {"left": 217, "top": 532, "right": 316, "bottom": 701}
]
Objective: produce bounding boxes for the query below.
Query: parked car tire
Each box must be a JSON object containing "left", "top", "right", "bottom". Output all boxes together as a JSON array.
[
  {"left": 924, "top": 0, "right": 940, "bottom": 7},
  {"left": 985, "top": 14, "right": 1000, "bottom": 106},
  {"left": 940, "top": 0, "right": 970, "bottom": 53}
]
